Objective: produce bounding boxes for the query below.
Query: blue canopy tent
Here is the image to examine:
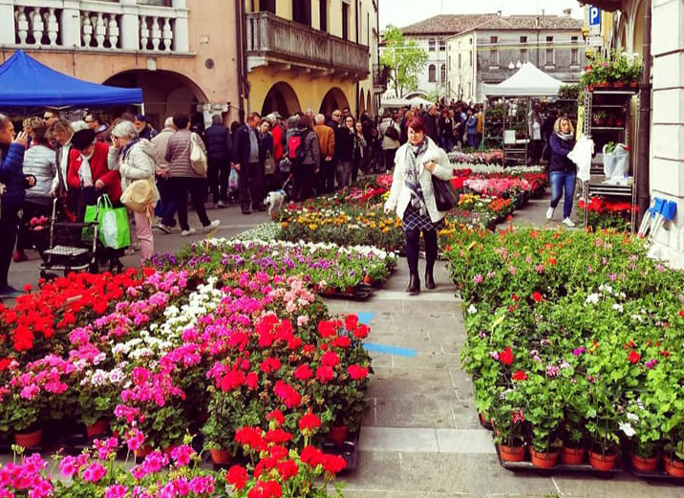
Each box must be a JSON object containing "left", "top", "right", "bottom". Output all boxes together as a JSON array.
[{"left": 0, "top": 50, "right": 143, "bottom": 107}]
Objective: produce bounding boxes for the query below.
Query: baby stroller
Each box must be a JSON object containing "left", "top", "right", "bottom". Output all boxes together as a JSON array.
[{"left": 38, "top": 197, "right": 100, "bottom": 280}]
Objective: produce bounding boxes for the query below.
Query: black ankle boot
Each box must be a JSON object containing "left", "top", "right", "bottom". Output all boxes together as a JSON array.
[
  {"left": 406, "top": 274, "right": 420, "bottom": 295},
  {"left": 425, "top": 268, "right": 436, "bottom": 290}
]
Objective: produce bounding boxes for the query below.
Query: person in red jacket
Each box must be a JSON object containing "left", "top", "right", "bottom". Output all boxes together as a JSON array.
[
  {"left": 67, "top": 128, "right": 125, "bottom": 272},
  {"left": 67, "top": 128, "right": 121, "bottom": 219}
]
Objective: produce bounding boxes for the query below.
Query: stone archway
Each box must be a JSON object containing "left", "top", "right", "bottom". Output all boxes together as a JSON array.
[
  {"left": 320, "top": 87, "right": 351, "bottom": 117},
  {"left": 103, "top": 69, "right": 208, "bottom": 131},
  {"left": 366, "top": 92, "right": 372, "bottom": 117},
  {"left": 359, "top": 88, "right": 366, "bottom": 115},
  {"left": 261, "top": 82, "right": 301, "bottom": 118}
]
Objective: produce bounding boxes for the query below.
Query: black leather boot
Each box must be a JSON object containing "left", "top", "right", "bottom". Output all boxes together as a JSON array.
[
  {"left": 406, "top": 274, "right": 420, "bottom": 295},
  {"left": 425, "top": 267, "right": 436, "bottom": 290}
]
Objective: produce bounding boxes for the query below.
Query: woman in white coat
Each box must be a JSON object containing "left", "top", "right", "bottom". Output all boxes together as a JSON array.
[
  {"left": 384, "top": 117, "right": 453, "bottom": 294},
  {"left": 108, "top": 121, "right": 159, "bottom": 265}
]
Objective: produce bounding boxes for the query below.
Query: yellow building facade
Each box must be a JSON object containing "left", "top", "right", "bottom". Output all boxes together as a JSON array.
[{"left": 243, "top": 0, "right": 380, "bottom": 118}]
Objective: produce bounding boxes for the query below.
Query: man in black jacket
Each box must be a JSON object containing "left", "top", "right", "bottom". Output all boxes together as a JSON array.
[
  {"left": 233, "top": 112, "right": 266, "bottom": 214},
  {"left": 204, "top": 115, "right": 233, "bottom": 208}
]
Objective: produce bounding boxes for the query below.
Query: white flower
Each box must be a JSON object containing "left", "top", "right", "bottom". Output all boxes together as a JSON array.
[
  {"left": 626, "top": 412, "right": 639, "bottom": 422},
  {"left": 467, "top": 304, "right": 478, "bottom": 314},
  {"left": 109, "top": 368, "right": 124, "bottom": 384},
  {"left": 619, "top": 421, "right": 636, "bottom": 438},
  {"left": 585, "top": 293, "right": 600, "bottom": 304},
  {"left": 612, "top": 303, "right": 624, "bottom": 313}
]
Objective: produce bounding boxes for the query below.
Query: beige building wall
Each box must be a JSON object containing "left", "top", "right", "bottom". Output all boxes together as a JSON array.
[
  {"left": 1, "top": 0, "right": 240, "bottom": 129},
  {"left": 245, "top": 0, "right": 378, "bottom": 117}
]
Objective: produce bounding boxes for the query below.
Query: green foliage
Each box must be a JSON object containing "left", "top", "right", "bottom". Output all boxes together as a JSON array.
[{"left": 380, "top": 26, "right": 428, "bottom": 96}]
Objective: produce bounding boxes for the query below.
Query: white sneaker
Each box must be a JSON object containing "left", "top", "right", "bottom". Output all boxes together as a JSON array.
[
  {"left": 203, "top": 219, "right": 220, "bottom": 233},
  {"left": 562, "top": 217, "right": 576, "bottom": 228},
  {"left": 546, "top": 207, "right": 555, "bottom": 220},
  {"left": 217, "top": 200, "right": 228, "bottom": 208},
  {"left": 181, "top": 228, "right": 196, "bottom": 237}
]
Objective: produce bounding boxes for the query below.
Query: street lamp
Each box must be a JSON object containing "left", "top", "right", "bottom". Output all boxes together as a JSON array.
[
  {"left": 516, "top": 60, "right": 522, "bottom": 68},
  {"left": 508, "top": 61, "right": 515, "bottom": 70}
]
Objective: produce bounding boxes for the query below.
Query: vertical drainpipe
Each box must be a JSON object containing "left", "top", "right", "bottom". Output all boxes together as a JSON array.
[
  {"left": 235, "top": 0, "right": 249, "bottom": 120},
  {"left": 636, "top": 0, "right": 652, "bottom": 225}
]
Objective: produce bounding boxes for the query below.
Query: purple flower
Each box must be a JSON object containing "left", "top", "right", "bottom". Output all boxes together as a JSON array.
[
  {"left": 646, "top": 359, "right": 657, "bottom": 369},
  {"left": 573, "top": 347, "right": 586, "bottom": 356},
  {"left": 473, "top": 274, "right": 484, "bottom": 284}
]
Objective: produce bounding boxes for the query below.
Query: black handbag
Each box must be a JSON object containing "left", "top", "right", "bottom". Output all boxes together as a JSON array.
[{"left": 431, "top": 175, "right": 458, "bottom": 212}]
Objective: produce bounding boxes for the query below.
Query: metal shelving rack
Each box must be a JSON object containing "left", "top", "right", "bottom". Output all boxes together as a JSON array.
[{"left": 581, "top": 88, "right": 639, "bottom": 232}]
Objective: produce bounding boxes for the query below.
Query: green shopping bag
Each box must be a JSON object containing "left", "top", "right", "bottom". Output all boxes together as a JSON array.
[{"left": 83, "top": 195, "right": 131, "bottom": 249}]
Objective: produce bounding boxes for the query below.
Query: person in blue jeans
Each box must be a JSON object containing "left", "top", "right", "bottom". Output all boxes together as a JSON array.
[
  {"left": 546, "top": 117, "right": 577, "bottom": 227},
  {"left": 466, "top": 109, "right": 478, "bottom": 148}
]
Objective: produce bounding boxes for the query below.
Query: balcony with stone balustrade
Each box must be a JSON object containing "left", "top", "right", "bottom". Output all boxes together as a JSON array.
[
  {"left": 0, "top": 0, "right": 190, "bottom": 54},
  {"left": 245, "top": 11, "right": 370, "bottom": 80}
]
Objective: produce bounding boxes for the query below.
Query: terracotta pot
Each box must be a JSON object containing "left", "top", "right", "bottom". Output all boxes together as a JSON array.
[
  {"left": 663, "top": 457, "right": 684, "bottom": 478},
  {"left": 323, "top": 288, "right": 335, "bottom": 295},
  {"left": 162, "top": 445, "right": 176, "bottom": 456},
  {"left": 14, "top": 429, "right": 42, "bottom": 449},
  {"left": 344, "top": 286, "right": 355, "bottom": 295},
  {"left": 210, "top": 448, "right": 230, "bottom": 465},
  {"left": 329, "top": 425, "right": 349, "bottom": 446},
  {"left": 530, "top": 448, "right": 559, "bottom": 469},
  {"left": 86, "top": 419, "right": 109, "bottom": 438},
  {"left": 630, "top": 81, "right": 640, "bottom": 88},
  {"left": 363, "top": 275, "right": 372, "bottom": 285},
  {"left": 589, "top": 450, "right": 619, "bottom": 471},
  {"left": 561, "top": 446, "right": 586, "bottom": 465},
  {"left": 134, "top": 445, "right": 153, "bottom": 458},
  {"left": 478, "top": 412, "right": 493, "bottom": 430},
  {"left": 613, "top": 82, "right": 626, "bottom": 88},
  {"left": 632, "top": 454, "right": 659, "bottom": 473},
  {"left": 595, "top": 82, "right": 609, "bottom": 88},
  {"left": 499, "top": 444, "right": 525, "bottom": 462}
]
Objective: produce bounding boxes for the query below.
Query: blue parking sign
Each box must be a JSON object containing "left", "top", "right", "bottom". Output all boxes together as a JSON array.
[{"left": 589, "top": 6, "right": 601, "bottom": 27}]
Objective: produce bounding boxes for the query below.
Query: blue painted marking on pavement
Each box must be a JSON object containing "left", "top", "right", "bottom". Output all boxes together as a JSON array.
[
  {"left": 357, "top": 311, "right": 376, "bottom": 325},
  {"left": 363, "top": 342, "right": 417, "bottom": 358}
]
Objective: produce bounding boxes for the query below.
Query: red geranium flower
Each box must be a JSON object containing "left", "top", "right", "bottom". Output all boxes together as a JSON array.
[
  {"left": 226, "top": 465, "right": 248, "bottom": 490},
  {"left": 294, "top": 364, "right": 313, "bottom": 381},
  {"left": 345, "top": 314, "right": 359, "bottom": 331},
  {"left": 628, "top": 350, "right": 641, "bottom": 364},
  {"left": 531, "top": 292, "right": 543, "bottom": 303},
  {"left": 499, "top": 347, "right": 514, "bottom": 365},
  {"left": 315, "top": 366, "right": 334, "bottom": 383},
  {"left": 267, "top": 410, "right": 285, "bottom": 426},
  {"left": 348, "top": 365, "right": 369, "bottom": 380},
  {"left": 247, "top": 480, "right": 282, "bottom": 498},
  {"left": 298, "top": 412, "right": 321, "bottom": 432},
  {"left": 322, "top": 454, "right": 347, "bottom": 474},
  {"left": 512, "top": 370, "right": 528, "bottom": 381}
]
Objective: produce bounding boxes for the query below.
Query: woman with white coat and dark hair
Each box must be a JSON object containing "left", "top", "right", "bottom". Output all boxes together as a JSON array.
[
  {"left": 384, "top": 117, "right": 453, "bottom": 295},
  {"left": 107, "top": 120, "right": 159, "bottom": 264}
]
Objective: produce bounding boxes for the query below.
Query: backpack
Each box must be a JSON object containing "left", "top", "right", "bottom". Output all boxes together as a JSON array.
[{"left": 287, "top": 131, "right": 308, "bottom": 164}]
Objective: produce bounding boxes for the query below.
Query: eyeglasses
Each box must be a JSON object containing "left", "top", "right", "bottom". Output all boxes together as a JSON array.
[{"left": 43, "top": 116, "right": 51, "bottom": 120}]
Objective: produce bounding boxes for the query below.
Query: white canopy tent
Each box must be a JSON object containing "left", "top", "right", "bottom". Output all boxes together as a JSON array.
[
  {"left": 482, "top": 63, "right": 566, "bottom": 165},
  {"left": 483, "top": 62, "right": 564, "bottom": 97}
]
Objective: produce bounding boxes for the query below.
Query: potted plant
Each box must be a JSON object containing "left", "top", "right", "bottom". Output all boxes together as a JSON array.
[
  {"left": 521, "top": 376, "right": 563, "bottom": 468},
  {"left": 76, "top": 366, "right": 126, "bottom": 438},
  {"left": 490, "top": 387, "right": 526, "bottom": 462},
  {"left": 559, "top": 379, "right": 590, "bottom": 465},
  {"left": 663, "top": 418, "right": 684, "bottom": 477},
  {"left": 585, "top": 398, "right": 621, "bottom": 471},
  {"left": 201, "top": 387, "right": 261, "bottom": 465}
]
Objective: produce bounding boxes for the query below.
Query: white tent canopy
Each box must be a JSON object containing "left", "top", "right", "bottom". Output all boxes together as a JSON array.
[{"left": 483, "top": 62, "right": 564, "bottom": 97}]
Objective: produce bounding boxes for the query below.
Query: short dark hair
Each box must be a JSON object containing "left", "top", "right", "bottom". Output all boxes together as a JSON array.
[
  {"left": 121, "top": 112, "right": 136, "bottom": 122},
  {"left": 87, "top": 112, "right": 102, "bottom": 124},
  {"left": 297, "top": 114, "right": 314, "bottom": 131},
  {"left": 211, "top": 115, "right": 223, "bottom": 125},
  {"left": 406, "top": 117, "right": 427, "bottom": 134},
  {"left": 31, "top": 123, "right": 50, "bottom": 146},
  {"left": 247, "top": 112, "right": 261, "bottom": 123},
  {"left": 173, "top": 113, "right": 190, "bottom": 130}
]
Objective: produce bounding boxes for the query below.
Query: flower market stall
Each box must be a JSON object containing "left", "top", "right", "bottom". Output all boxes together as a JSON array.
[
  {"left": 483, "top": 62, "right": 564, "bottom": 166},
  {"left": 0, "top": 262, "right": 375, "bottom": 495},
  {"left": 446, "top": 226, "right": 684, "bottom": 477}
]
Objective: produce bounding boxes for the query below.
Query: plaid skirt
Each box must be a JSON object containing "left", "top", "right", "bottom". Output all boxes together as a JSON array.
[{"left": 402, "top": 205, "right": 445, "bottom": 232}]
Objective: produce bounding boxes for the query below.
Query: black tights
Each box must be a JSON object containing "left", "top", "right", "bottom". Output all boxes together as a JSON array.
[{"left": 405, "top": 229, "right": 438, "bottom": 277}]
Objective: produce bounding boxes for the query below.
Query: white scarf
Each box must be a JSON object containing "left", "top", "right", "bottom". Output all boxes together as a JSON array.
[{"left": 78, "top": 153, "right": 94, "bottom": 188}]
